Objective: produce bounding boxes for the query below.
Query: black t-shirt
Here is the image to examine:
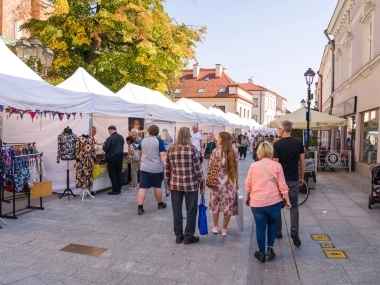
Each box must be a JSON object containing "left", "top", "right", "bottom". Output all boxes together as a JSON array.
[{"left": 273, "top": 137, "right": 304, "bottom": 181}]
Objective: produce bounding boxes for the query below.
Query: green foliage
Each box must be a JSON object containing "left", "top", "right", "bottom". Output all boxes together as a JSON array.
[
  {"left": 291, "top": 129, "right": 303, "bottom": 139},
  {"left": 309, "top": 137, "right": 317, "bottom": 146},
  {"left": 21, "top": 0, "right": 206, "bottom": 93}
]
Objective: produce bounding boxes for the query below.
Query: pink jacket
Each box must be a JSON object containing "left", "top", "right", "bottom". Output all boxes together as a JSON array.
[{"left": 245, "top": 158, "right": 289, "bottom": 207}]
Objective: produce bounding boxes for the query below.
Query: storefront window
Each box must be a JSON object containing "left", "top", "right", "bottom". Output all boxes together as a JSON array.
[{"left": 360, "top": 109, "right": 378, "bottom": 164}]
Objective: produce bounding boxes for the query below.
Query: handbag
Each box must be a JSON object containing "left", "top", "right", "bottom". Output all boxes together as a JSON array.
[
  {"left": 259, "top": 161, "right": 286, "bottom": 208},
  {"left": 198, "top": 194, "right": 208, "bottom": 235},
  {"left": 206, "top": 149, "right": 220, "bottom": 188},
  {"left": 203, "top": 153, "right": 211, "bottom": 159}
]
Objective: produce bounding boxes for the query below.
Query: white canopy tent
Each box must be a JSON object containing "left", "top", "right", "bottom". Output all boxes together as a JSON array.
[
  {"left": 175, "top": 98, "right": 229, "bottom": 126},
  {"left": 208, "top": 107, "right": 241, "bottom": 128},
  {"left": 268, "top": 108, "right": 347, "bottom": 130},
  {"left": 117, "top": 83, "right": 195, "bottom": 122},
  {"left": 226, "top": 112, "right": 250, "bottom": 129}
]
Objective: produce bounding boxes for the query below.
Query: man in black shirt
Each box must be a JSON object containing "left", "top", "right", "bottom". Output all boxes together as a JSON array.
[
  {"left": 103, "top": 125, "right": 125, "bottom": 195},
  {"left": 273, "top": 120, "right": 305, "bottom": 246}
]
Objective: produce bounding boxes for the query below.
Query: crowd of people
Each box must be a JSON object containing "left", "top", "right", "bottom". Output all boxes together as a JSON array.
[{"left": 100, "top": 121, "right": 305, "bottom": 262}]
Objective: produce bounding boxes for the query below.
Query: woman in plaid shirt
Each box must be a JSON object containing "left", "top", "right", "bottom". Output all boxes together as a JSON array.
[{"left": 165, "top": 127, "right": 205, "bottom": 245}]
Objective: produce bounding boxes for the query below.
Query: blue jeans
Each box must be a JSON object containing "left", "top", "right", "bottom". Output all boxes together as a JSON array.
[
  {"left": 251, "top": 201, "right": 282, "bottom": 254},
  {"left": 277, "top": 181, "right": 299, "bottom": 234}
]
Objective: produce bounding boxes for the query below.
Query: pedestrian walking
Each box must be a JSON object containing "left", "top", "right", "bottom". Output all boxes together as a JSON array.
[
  {"left": 252, "top": 137, "right": 258, "bottom": 161},
  {"left": 137, "top": 125, "right": 167, "bottom": 215},
  {"left": 165, "top": 127, "right": 205, "bottom": 245},
  {"left": 245, "top": 142, "right": 291, "bottom": 263},
  {"left": 273, "top": 120, "right": 305, "bottom": 246},
  {"left": 239, "top": 135, "right": 249, "bottom": 160},
  {"left": 191, "top": 125, "right": 203, "bottom": 163},
  {"left": 126, "top": 136, "right": 140, "bottom": 190},
  {"left": 209, "top": 132, "right": 238, "bottom": 236},
  {"left": 103, "top": 125, "right": 125, "bottom": 195}
]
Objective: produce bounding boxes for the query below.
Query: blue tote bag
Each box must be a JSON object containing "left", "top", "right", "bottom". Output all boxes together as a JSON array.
[{"left": 198, "top": 194, "right": 208, "bottom": 235}]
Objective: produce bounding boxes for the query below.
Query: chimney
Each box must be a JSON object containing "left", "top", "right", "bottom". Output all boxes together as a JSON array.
[
  {"left": 248, "top": 78, "right": 253, "bottom": 83},
  {"left": 215, "top": 64, "right": 223, "bottom": 78},
  {"left": 193, "top": 64, "right": 200, "bottom": 78}
]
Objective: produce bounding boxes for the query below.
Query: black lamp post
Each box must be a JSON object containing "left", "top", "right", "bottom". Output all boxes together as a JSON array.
[
  {"left": 15, "top": 37, "right": 54, "bottom": 76},
  {"left": 304, "top": 68, "right": 315, "bottom": 148}
]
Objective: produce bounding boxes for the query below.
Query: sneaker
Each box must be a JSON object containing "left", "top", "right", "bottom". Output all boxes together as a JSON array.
[
  {"left": 211, "top": 227, "right": 218, "bottom": 234},
  {"left": 183, "top": 236, "right": 199, "bottom": 245},
  {"left": 275, "top": 232, "right": 282, "bottom": 239},
  {"left": 291, "top": 230, "right": 301, "bottom": 246},
  {"left": 175, "top": 236, "right": 184, "bottom": 244},
  {"left": 266, "top": 247, "right": 276, "bottom": 260},
  {"left": 158, "top": 202, "right": 167, "bottom": 210},
  {"left": 128, "top": 187, "right": 136, "bottom": 190},
  {"left": 221, "top": 228, "right": 228, "bottom": 236},
  {"left": 137, "top": 208, "right": 145, "bottom": 215},
  {"left": 254, "top": 251, "right": 265, "bottom": 263}
]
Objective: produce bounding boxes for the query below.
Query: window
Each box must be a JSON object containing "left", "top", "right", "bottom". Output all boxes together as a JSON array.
[
  {"left": 181, "top": 77, "right": 186, "bottom": 82},
  {"left": 360, "top": 109, "right": 378, "bottom": 164},
  {"left": 14, "top": 21, "right": 22, "bottom": 39},
  {"left": 219, "top": 87, "right": 227, "bottom": 93},
  {"left": 247, "top": 110, "right": 250, "bottom": 119},
  {"left": 244, "top": 109, "right": 246, "bottom": 118},
  {"left": 346, "top": 41, "right": 352, "bottom": 79},
  {"left": 204, "top": 76, "right": 210, "bottom": 81},
  {"left": 252, "top": 114, "right": 258, "bottom": 122},
  {"left": 364, "top": 14, "right": 374, "bottom": 64},
  {"left": 218, "top": 106, "right": 226, "bottom": 112},
  {"left": 198, "top": 87, "right": 205, "bottom": 93},
  {"left": 253, "top": 98, "right": 258, "bottom": 107},
  {"left": 174, "top": 88, "right": 182, "bottom": 94},
  {"left": 239, "top": 107, "right": 242, "bottom": 117}
]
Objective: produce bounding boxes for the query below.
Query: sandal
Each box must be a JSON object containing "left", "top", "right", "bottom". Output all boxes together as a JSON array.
[
  {"left": 211, "top": 227, "right": 218, "bottom": 234},
  {"left": 221, "top": 229, "right": 228, "bottom": 236}
]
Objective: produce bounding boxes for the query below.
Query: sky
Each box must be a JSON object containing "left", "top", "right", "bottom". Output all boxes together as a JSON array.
[{"left": 163, "top": 0, "right": 338, "bottom": 112}]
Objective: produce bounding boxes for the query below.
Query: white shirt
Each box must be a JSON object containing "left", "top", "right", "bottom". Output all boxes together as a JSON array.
[{"left": 191, "top": 132, "right": 202, "bottom": 152}]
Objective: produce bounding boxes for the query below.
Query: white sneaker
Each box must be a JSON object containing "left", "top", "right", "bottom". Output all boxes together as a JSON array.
[{"left": 128, "top": 187, "right": 136, "bottom": 190}]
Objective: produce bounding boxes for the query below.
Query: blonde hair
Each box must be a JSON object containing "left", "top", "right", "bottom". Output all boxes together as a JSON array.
[
  {"left": 160, "top": 130, "right": 170, "bottom": 142},
  {"left": 174, "top": 127, "right": 191, "bottom": 150},
  {"left": 257, "top": 141, "right": 274, "bottom": 159},
  {"left": 219, "top": 132, "right": 238, "bottom": 185}
]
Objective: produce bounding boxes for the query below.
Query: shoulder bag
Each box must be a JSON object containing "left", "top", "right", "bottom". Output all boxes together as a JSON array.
[
  {"left": 206, "top": 149, "right": 220, "bottom": 188},
  {"left": 259, "top": 160, "right": 286, "bottom": 208}
]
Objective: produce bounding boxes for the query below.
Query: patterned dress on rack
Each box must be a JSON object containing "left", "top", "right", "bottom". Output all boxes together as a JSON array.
[
  {"left": 75, "top": 136, "right": 96, "bottom": 189},
  {"left": 209, "top": 147, "right": 238, "bottom": 216}
]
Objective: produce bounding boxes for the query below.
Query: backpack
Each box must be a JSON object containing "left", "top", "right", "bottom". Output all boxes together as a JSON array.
[{"left": 131, "top": 143, "right": 140, "bottom": 162}]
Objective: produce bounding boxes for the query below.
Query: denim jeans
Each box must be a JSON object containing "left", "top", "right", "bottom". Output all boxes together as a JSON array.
[
  {"left": 277, "top": 181, "right": 299, "bottom": 234},
  {"left": 251, "top": 201, "right": 282, "bottom": 254},
  {"left": 171, "top": 190, "right": 199, "bottom": 239}
]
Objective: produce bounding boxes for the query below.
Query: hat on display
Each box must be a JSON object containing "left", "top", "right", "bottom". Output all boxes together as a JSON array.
[{"left": 162, "top": 128, "right": 168, "bottom": 131}]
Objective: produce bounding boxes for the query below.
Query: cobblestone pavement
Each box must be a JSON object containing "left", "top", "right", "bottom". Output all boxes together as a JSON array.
[{"left": 0, "top": 158, "right": 376, "bottom": 285}]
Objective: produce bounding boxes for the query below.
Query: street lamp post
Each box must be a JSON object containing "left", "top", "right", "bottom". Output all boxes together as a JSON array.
[
  {"left": 304, "top": 68, "right": 315, "bottom": 148},
  {"left": 15, "top": 37, "right": 54, "bottom": 76}
]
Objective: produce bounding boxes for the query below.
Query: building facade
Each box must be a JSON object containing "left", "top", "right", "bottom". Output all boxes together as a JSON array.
[
  {"left": 173, "top": 64, "right": 254, "bottom": 120},
  {"left": 320, "top": 0, "right": 380, "bottom": 177},
  {"left": 0, "top": 0, "right": 52, "bottom": 40}
]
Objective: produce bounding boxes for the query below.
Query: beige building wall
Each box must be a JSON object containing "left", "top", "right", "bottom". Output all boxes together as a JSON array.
[{"left": 326, "top": 0, "right": 380, "bottom": 178}]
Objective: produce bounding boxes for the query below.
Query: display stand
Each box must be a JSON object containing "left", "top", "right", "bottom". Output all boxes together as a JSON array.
[{"left": 58, "top": 160, "right": 77, "bottom": 200}]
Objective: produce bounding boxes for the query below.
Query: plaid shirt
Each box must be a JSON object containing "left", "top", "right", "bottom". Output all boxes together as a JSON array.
[{"left": 165, "top": 144, "right": 204, "bottom": 191}]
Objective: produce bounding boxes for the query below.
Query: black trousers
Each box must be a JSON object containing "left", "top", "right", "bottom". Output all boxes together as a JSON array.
[
  {"left": 171, "top": 190, "right": 199, "bottom": 239},
  {"left": 240, "top": 146, "right": 248, "bottom": 158},
  {"left": 107, "top": 156, "right": 123, "bottom": 192}
]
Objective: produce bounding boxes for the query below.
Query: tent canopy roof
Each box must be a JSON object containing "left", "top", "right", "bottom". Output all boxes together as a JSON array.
[{"left": 269, "top": 108, "right": 347, "bottom": 130}]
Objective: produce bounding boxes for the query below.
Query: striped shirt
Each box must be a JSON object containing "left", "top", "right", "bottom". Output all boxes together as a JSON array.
[{"left": 165, "top": 144, "right": 204, "bottom": 191}]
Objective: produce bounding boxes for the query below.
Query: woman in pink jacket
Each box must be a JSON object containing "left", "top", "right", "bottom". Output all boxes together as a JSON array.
[{"left": 245, "top": 142, "right": 291, "bottom": 263}]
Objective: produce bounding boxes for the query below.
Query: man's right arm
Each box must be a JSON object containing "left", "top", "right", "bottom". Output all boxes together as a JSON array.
[{"left": 299, "top": 153, "right": 306, "bottom": 185}]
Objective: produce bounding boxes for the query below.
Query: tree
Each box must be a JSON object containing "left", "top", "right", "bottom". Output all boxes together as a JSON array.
[{"left": 22, "top": 0, "right": 206, "bottom": 92}]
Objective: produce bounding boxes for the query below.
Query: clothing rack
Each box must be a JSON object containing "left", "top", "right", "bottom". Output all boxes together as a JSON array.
[{"left": 0, "top": 143, "right": 44, "bottom": 219}]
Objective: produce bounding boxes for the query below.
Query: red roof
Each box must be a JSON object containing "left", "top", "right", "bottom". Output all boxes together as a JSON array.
[
  {"left": 174, "top": 68, "right": 235, "bottom": 98},
  {"left": 238, "top": 83, "right": 280, "bottom": 97}
]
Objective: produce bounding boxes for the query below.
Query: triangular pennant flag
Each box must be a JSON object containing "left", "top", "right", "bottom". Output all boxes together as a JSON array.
[
  {"left": 44, "top": 110, "right": 48, "bottom": 118},
  {"left": 0, "top": 105, "right": 3, "bottom": 112},
  {"left": 29, "top": 111, "right": 36, "bottom": 122},
  {"left": 80, "top": 113, "right": 82, "bottom": 119},
  {"left": 72, "top": 113, "right": 76, "bottom": 120},
  {"left": 66, "top": 113, "right": 71, "bottom": 120},
  {"left": 58, "top": 112, "right": 64, "bottom": 121},
  {"left": 37, "top": 110, "right": 43, "bottom": 119},
  {"left": 19, "top": 110, "right": 25, "bottom": 120},
  {"left": 51, "top": 111, "right": 57, "bottom": 120}
]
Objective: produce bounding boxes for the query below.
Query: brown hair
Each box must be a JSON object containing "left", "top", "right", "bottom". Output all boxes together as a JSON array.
[
  {"left": 219, "top": 132, "right": 238, "bottom": 185},
  {"left": 148, "top": 125, "right": 159, "bottom": 136},
  {"left": 174, "top": 127, "right": 191, "bottom": 150}
]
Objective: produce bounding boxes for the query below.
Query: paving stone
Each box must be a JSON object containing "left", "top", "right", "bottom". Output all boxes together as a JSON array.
[
  {"left": 71, "top": 267, "right": 127, "bottom": 284},
  {"left": 119, "top": 274, "right": 177, "bottom": 285},
  {"left": 155, "top": 267, "right": 207, "bottom": 283},
  {"left": 0, "top": 269, "right": 39, "bottom": 284},
  {"left": 36, "top": 273, "right": 90, "bottom": 285}
]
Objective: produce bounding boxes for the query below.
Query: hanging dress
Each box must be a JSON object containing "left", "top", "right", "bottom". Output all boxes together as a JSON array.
[{"left": 75, "top": 135, "right": 96, "bottom": 189}]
